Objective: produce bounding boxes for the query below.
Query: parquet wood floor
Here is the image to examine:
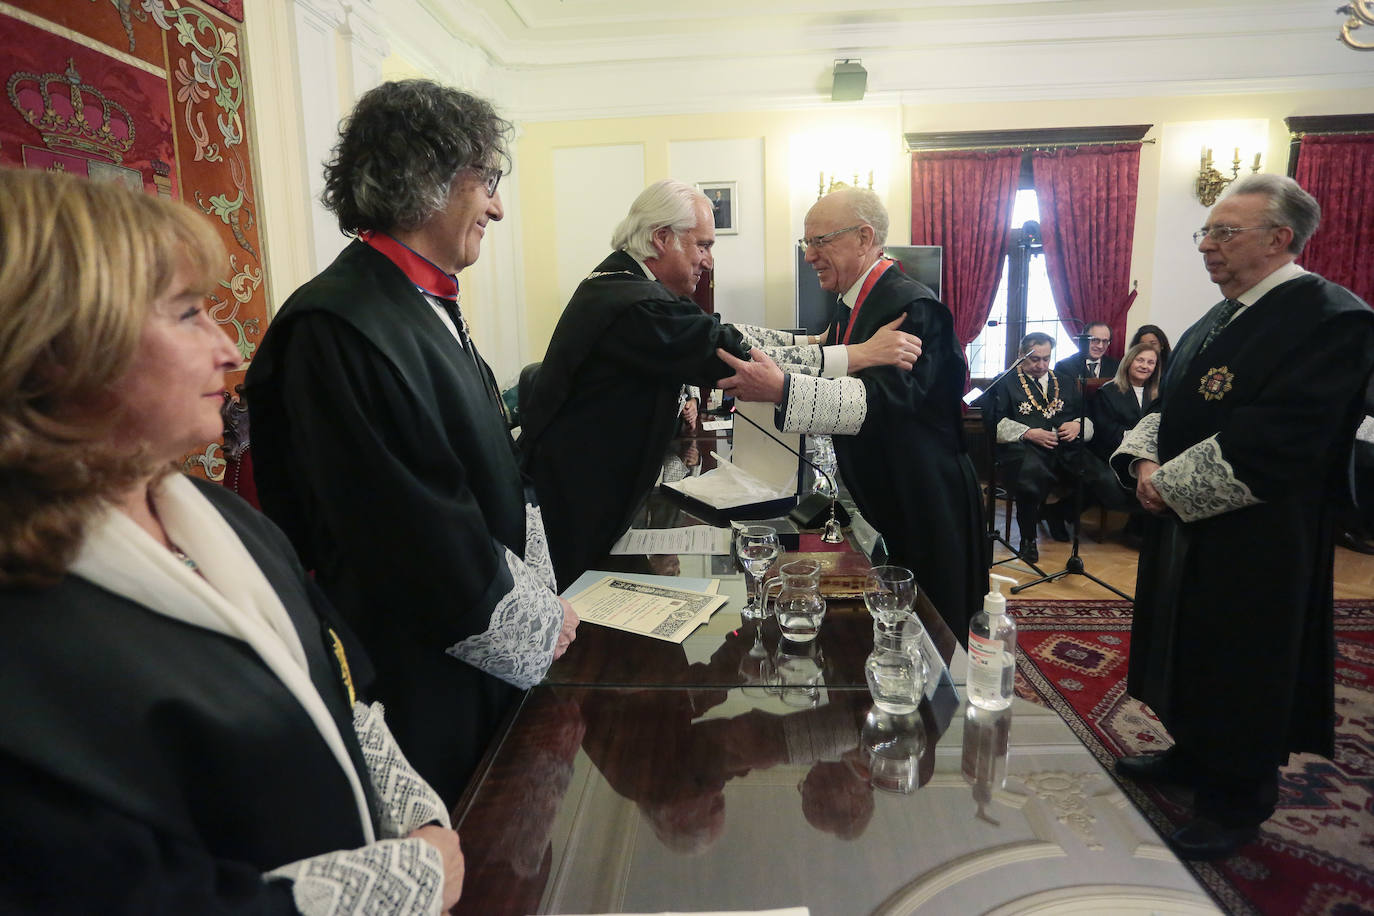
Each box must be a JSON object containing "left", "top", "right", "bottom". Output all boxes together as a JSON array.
[{"left": 992, "top": 509, "right": 1374, "bottom": 601}]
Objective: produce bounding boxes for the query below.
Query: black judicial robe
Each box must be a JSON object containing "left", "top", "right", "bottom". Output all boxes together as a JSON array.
[
  {"left": 245, "top": 240, "right": 528, "bottom": 804},
  {"left": 0, "top": 480, "right": 376, "bottom": 913},
  {"left": 1113, "top": 273, "right": 1374, "bottom": 775},
  {"left": 519, "top": 250, "right": 748, "bottom": 589},
  {"left": 822, "top": 267, "right": 987, "bottom": 640},
  {"left": 1089, "top": 382, "right": 1151, "bottom": 463}
]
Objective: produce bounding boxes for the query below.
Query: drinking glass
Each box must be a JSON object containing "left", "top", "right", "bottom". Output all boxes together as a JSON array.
[
  {"left": 863, "top": 565, "right": 915, "bottom": 626},
  {"left": 737, "top": 525, "right": 779, "bottom": 621}
]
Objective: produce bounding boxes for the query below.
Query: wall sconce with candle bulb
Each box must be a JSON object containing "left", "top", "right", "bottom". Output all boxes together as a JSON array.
[
  {"left": 1195, "top": 145, "right": 1262, "bottom": 206},
  {"left": 818, "top": 170, "right": 874, "bottom": 199}
]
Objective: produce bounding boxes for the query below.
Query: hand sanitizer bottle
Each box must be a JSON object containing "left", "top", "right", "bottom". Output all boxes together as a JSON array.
[{"left": 967, "top": 574, "right": 1017, "bottom": 710}]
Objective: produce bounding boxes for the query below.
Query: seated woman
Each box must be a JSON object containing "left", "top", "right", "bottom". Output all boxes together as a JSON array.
[
  {"left": 1090, "top": 342, "right": 1161, "bottom": 464},
  {"left": 0, "top": 169, "right": 463, "bottom": 914},
  {"left": 1129, "top": 323, "right": 1172, "bottom": 377}
]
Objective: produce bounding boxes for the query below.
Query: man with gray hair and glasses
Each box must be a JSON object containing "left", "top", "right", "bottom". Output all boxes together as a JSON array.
[
  {"left": 520, "top": 179, "right": 919, "bottom": 588},
  {"left": 1111, "top": 173, "right": 1374, "bottom": 860}
]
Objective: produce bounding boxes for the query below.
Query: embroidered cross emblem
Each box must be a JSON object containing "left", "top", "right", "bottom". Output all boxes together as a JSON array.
[{"left": 1198, "top": 366, "right": 1234, "bottom": 401}]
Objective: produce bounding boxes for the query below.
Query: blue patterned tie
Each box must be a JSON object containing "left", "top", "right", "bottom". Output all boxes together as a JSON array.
[{"left": 1199, "top": 298, "right": 1243, "bottom": 353}]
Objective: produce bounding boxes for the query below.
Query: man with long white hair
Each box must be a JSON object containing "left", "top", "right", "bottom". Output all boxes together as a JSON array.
[{"left": 521, "top": 179, "right": 919, "bottom": 588}]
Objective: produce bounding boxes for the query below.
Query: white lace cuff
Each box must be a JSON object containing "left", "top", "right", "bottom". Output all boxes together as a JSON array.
[
  {"left": 352, "top": 702, "right": 449, "bottom": 837},
  {"left": 779, "top": 373, "right": 867, "bottom": 435},
  {"left": 1113, "top": 411, "right": 1160, "bottom": 465},
  {"left": 267, "top": 838, "right": 444, "bottom": 916},
  {"left": 737, "top": 324, "right": 796, "bottom": 348},
  {"left": 523, "top": 503, "right": 557, "bottom": 592},
  {"left": 446, "top": 548, "right": 562, "bottom": 689},
  {"left": 821, "top": 345, "right": 848, "bottom": 378},
  {"left": 996, "top": 417, "right": 1030, "bottom": 443},
  {"left": 1151, "top": 434, "right": 1262, "bottom": 523},
  {"left": 760, "top": 344, "right": 822, "bottom": 374}
]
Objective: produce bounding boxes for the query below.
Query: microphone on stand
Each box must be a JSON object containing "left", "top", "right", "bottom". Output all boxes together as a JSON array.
[{"left": 729, "top": 405, "right": 847, "bottom": 543}]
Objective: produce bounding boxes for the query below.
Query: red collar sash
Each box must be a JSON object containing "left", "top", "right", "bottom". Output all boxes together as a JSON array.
[
  {"left": 359, "top": 231, "right": 459, "bottom": 301},
  {"left": 840, "top": 259, "right": 895, "bottom": 345}
]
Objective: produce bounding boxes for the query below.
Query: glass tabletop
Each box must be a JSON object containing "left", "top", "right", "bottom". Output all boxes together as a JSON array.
[{"left": 454, "top": 685, "right": 1215, "bottom": 916}]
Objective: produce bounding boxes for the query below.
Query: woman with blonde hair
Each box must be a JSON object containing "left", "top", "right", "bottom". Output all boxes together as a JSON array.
[
  {"left": 0, "top": 168, "right": 463, "bottom": 914},
  {"left": 1089, "top": 341, "right": 1161, "bottom": 464}
]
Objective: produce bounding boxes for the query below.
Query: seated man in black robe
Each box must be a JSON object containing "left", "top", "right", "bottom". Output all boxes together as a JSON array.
[
  {"left": 992, "top": 332, "right": 1121, "bottom": 561},
  {"left": 520, "top": 179, "right": 920, "bottom": 589},
  {"left": 246, "top": 81, "right": 575, "bottom": 806},
  {"left": 1054, "top": 321, "right": 1119, "bottom": 381}
]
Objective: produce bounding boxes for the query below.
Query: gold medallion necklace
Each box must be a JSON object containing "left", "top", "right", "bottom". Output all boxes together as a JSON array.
[{"left": 1016, "top": 367, "right": 1064, "bottom": 419}]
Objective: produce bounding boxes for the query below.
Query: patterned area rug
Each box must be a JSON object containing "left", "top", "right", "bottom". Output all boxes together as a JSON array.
[{"left": 1009, "top": 598, "right": 1374, "bottom": 916}]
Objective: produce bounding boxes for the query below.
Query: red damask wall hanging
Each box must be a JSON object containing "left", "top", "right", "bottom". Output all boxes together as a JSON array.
[{"left": 1, "top": 0, "right": 264, "bottom": 483}]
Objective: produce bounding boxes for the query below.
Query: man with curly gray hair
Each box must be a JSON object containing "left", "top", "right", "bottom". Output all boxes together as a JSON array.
[{"left": 246, "top": 80, "right": 576, "bottom": 806}]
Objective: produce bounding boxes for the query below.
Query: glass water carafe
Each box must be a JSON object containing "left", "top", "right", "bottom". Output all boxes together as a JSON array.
[
  {"left": 864, "top": 612, "right": 929, "bottom": 715},
  {"left": 771, "top": 558, "right": 826, "bottom": 642}
]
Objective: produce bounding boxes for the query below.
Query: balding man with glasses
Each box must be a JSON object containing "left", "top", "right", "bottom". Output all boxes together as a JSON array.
[
  {"left": 1110, "top": 174, "right": 1374, "bottom": 860},
  {"left": 718, "top": 187, "right": 987, "bottom": 641}
]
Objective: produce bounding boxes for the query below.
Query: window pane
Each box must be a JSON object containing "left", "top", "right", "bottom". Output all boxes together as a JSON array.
[
  {"left": 964, "top": 269, "right": 1008, "bottom": 377},
  {"left": 963, "top": 189, "right": 1082, "bottom": 374},
  {"left": 1024, "top": 253, "right": 1080, "bottom": 357}
]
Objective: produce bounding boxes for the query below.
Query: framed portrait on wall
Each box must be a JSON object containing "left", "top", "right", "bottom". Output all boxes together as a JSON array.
[{"left": 697, "top": 180, "right": 738, "bottom": 235}]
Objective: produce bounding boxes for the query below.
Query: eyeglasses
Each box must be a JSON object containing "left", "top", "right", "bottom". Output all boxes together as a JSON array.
[
  {"left": 1088, "top": 337, "right": 1110, "bottom": 346},
  {"left": 473, "top": 166, "right": 502, "bottom": 198},
  {"left": 799, "top": 225, "right": 862, "bottom": 249},
  {"left": 1191, "top": 225, "right": 1275, "bottom": 245}
]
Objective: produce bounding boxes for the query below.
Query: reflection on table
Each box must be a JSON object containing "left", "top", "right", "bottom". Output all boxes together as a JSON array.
[{"left": 454, "top": 686, "right": 1216, "bottom": 916}]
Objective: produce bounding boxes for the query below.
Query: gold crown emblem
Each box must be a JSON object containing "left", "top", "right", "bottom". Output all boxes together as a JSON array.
[{"left": 7, "top": 59, "right": 136, "bottom": 164}]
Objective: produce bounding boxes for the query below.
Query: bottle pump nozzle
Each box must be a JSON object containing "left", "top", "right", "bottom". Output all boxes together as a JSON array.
[{"left": 984, "top": 574, "right": 1016, "bottom": 616}]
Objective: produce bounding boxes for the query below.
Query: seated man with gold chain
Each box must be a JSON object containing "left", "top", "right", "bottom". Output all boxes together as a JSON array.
[{"left": 992, "top": 332, "right": 1122, "bottom": 562}]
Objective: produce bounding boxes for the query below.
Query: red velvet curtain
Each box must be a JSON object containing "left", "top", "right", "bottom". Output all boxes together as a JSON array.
[
  {"left": 1031, "top": 145, "right": 1141, "bottom": 359},
  {"left": 910, "top": 148, "right": 1022, "bottom": 346},
  {"left": 1294, "top": 133, "right": 1374, "bottom": 305}
]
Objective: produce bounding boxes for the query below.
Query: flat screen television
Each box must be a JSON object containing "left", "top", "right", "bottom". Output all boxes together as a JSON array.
[{"left": 794, "top": 244, "right": 943, "bottom": 334}]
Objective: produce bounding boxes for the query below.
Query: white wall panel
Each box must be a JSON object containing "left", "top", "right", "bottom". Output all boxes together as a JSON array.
[
  {"left": 669, "top": 138, "right": 767, "bottom": 329},
  {"left": 1149, "top": 119, "right": 1269, "bottom": 344},
  {"left": 552, "top": 144, "right": 645, "bottom": 310}
]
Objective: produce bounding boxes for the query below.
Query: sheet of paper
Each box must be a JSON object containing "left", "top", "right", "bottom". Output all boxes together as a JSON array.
[
  {"left": 568, "top": 575, "right": 728, "bottom": 644},
  {"left": 609, "top": 525, "right": 732, "bottom": 556},
  {"left": 562, "top": 570, "right": 717, "bottom": 600}
]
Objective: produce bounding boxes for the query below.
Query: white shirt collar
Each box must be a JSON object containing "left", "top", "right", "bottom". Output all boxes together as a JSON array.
[
  {"left": 629, "top": 251, "right": 659, "bottom": 284},
  {"left": 1235, "top": 260, "right": 1306, "bottom": 306},
  {"left": 840, "top": 256, "right": 885, "bottom": 305}
]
